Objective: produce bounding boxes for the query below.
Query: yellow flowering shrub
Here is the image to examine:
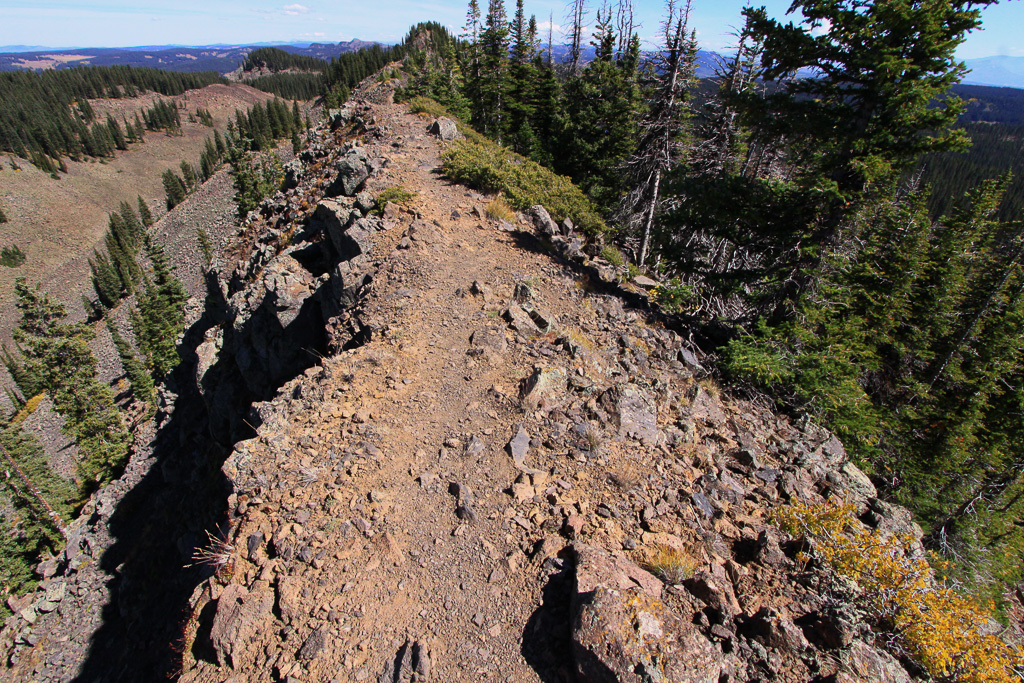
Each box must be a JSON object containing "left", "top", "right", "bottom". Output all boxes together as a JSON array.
[{"left": 774, "top": 500, "right": 1024, "bottom": 683}]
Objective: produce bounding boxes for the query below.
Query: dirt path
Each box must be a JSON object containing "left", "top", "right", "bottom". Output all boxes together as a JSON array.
[{"left": 179, "top": 99, "right": 610, "bottom": 682}]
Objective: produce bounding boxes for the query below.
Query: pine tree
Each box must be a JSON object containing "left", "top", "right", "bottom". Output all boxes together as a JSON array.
[
  {"left": 137, "top": 195, "right": 153, "bottom": 227},
  {"left": 132, "top": 238, "right": 187, "bottom": 379},
  {"left": 507, "top": 1, "right": 540, "bottom": 157},
  {"left": 89, "top": 250, "right": 122, "bottom": 308},
  {"left": 180, "top": 160, "right": 197, "bottom": 192},
  {"left": 12, "top": 278, "right": 130, "bottom": 489},
  {"left": 105, "top": 320, "right": 154, "bottom": 401},
  {"left": 162, "top": 168, "right": 187, "bottom": 209},
  {"left": 475, "top": 0, "right": 511, "bottom": 142},
  {"left": 559, "top": 10, "right": 643, "bottom": 207},
  {"left": 106, "top": 114, "right": 127, "bottom": 151},
  {"left": 0, "top": 206, "right": 7, "bottom": 223}
]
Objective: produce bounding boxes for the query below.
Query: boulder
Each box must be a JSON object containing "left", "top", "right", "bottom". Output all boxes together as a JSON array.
[
  {"left": 572, "top": 545, "right": 723, "bottom": 683},
  {"left": 428, "top": 117, "right": 459, "bottom": 141},
  {"left": 601, "top": 384, "right": 659, "bottom": 446},
  {"left": 210, "top": 582, "right": 274, "bottom": 669},
  {"left": 521, "top": 366, "right": 568, "bottom": 411},
  {"left": 329, "top": 147, "right": 371, "bottom": 196},
  {"left": 505, "top": 303, "right": 541, "bottom": 335},
  {"left": 841, "top": 640, "right": 912, "bottom": 683},
  {"left": 530, "top": 205, "right": 560, "bottom": 238}
]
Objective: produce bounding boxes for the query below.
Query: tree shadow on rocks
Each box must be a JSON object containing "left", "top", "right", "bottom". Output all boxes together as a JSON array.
[
  {"left": 72, "top": 267, "right": 329, "bottom": 681},
  {"left": 521, "top": 556, "right": 578, "bottom": 683}
]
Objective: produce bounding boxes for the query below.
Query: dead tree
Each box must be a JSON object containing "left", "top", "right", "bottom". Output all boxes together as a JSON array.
[
  {"left": 566, "top": 0, "right": 588, "bottom": 75},
  {"left": 617, "top": 0, "right": 697, "bottom": 267}
]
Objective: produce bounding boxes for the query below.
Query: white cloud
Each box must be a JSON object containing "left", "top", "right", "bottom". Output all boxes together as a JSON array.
[
  {"left": 809, "top": 18, "right": 831, "bottom": 37},
  {"left": 302, "top": 31, "right": 326, "bottom": 38},
  {"left": 283, "top": 4, "right": 310, "bottom": 16}
]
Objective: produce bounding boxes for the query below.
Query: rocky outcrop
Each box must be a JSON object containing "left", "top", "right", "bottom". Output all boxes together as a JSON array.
[{"left": 428, "top": 117, "right": 459, "bottom": 141}]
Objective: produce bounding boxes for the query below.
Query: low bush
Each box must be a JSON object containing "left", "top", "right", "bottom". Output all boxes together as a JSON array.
[
  {"left": 599, "top": 245, "right": 625, "bottom": 267},
  {"left": 375, "top": 186, "right": 416, "bottom": 214},
  {"left": 775, "top": 500, "right": 1024, "bottom": 683},
  {"left": 406, "top": 96, "right": 449, "bottom": 119},
  {"left": 441, "top": 139, "right": 607, "bottom": 238},
  {"left": 0, "top": 245, "right": 26, "bottom": 268}
]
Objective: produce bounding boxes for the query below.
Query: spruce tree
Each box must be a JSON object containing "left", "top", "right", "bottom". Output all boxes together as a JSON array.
[
  {"left": 559, "top": 11, "right": 643, "bottom": 207},
  {"left": 89, "top": 250, "right": 122, "bottom": 308},
  {"left": 132, "top": 238, "right": 187, "bottom": 379},
  {"left": 106, "top": 320, "right": 154, "bottom": 401},
  {"left": 475, "top": 0, "right": 511, "bottom": 142},
  {"left": 137, "top": 195, "right": 154, "bottom": 227},
  {"left": 180, "top": 160, "right": 198, "bottom": 192},
  {"left": 162, "top": 169, "right": 187, "bottom": 209},
  {"left": 12, "top": 278, "right": 130, "bottom": 489}
]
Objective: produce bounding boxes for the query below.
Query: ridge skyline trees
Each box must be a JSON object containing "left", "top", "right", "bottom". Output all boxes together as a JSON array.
[{"left": 400, "top": 0, "right": 1022, "bottom": 597}]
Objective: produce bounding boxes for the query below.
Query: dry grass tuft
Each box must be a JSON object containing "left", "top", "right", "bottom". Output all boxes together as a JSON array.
[
  {"left": 485, "top": 196, "right": 516, "bottom": 222},
  {"left": 188, "top": 530, "right": 234, "bottom": 570},
  {"left": 644, "top": 545, "right": 698, "bottom": 585}
]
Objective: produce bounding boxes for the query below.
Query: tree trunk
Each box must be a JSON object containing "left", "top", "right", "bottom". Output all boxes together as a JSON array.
[{"left": 0, "top": 443, "right": 68, "bottom": 541}]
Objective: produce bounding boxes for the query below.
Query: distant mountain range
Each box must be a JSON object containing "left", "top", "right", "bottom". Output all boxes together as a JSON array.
[
  {"left": 3, "top": 41, "right": 1022, "bottom": 91},
  {"left": 963, "top": 55, "right": 1024, "bottom": 89},
  {"left": 0, "top": 40, "right": 379, "bottom": 74}
]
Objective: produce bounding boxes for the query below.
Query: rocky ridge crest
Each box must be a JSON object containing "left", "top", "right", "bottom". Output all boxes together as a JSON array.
[{"left": 3, "top": 79, "right": 939, "bottom": 683}]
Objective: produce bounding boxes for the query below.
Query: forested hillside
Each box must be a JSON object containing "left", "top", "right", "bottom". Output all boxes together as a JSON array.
[
  {"left": 392, "top": 0, "right": 1024, "bottom": 603},
  {"left": 0, "top": 66, "right": 224, "bottom": 165}
]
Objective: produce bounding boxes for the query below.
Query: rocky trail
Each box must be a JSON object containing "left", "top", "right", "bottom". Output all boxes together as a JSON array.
[{"left": 3, "top": 80, "right": 934, "bottom": 683}]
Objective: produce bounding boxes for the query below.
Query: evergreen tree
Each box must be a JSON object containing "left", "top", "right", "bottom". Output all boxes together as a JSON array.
[
  {"left": 89, "top": 250, "right": 122, "bottom": 308},
  {"left": 0, "top": 206, "right": 7, "bottom": 223},
  {"left": 0, "top": 419, "right": 75, "bottom": 605},
  {"left": 106, "top": 320, "right": 154, "bottom": 401},
  {"left": 507, "top": 2, "right": 540, "bottom": 157},
  {"left": 106, "top": 114, "right": 127, "bottom": 151},
  {"left": 475, "top": 0, "right": 511, "bottom": 142},
  {"left": 162, "top": 168, "right": 187, "bottom": 209},
  {"left": 131, "top": 238, "right": 187, "bottom": 379},
  {"left": 180, "top": 160, "right": 197, "bottom": 192},
  {"left": 462, "top": 0, "right": 483, "bottom": 121},
  {"left": 559, "top": 11, "right": 643, "bottom": 207},
  {"left": 137, "top": 195, "right": 153, "bottom": 227},
  {"left": 12, "top": 278, "right": 130, "bottom": 489}
]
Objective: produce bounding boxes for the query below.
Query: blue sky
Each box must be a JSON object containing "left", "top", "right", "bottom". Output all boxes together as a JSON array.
[{"left": 0, "top": 0, "right": 1016, "bottom": 59}]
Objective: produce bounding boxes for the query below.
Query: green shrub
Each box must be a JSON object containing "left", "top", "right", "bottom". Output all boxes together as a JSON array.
[
  {"left": 651, "top": 278, "right": 697, "bottom": 314},
  {"left": 375, "top": 186, "right": 416, "bottom": 214},
  {"left": 441, "top": 139, "right": 607, "bottom": 237},
  {"left": 599, "top": 245, "right": 625, "bottom": 267},
  {"left": 407, "top": 96, "right": 448, "bottom": 119},
  {"left": 0, "top": 245, "right": 25, "bottom": 268}
]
